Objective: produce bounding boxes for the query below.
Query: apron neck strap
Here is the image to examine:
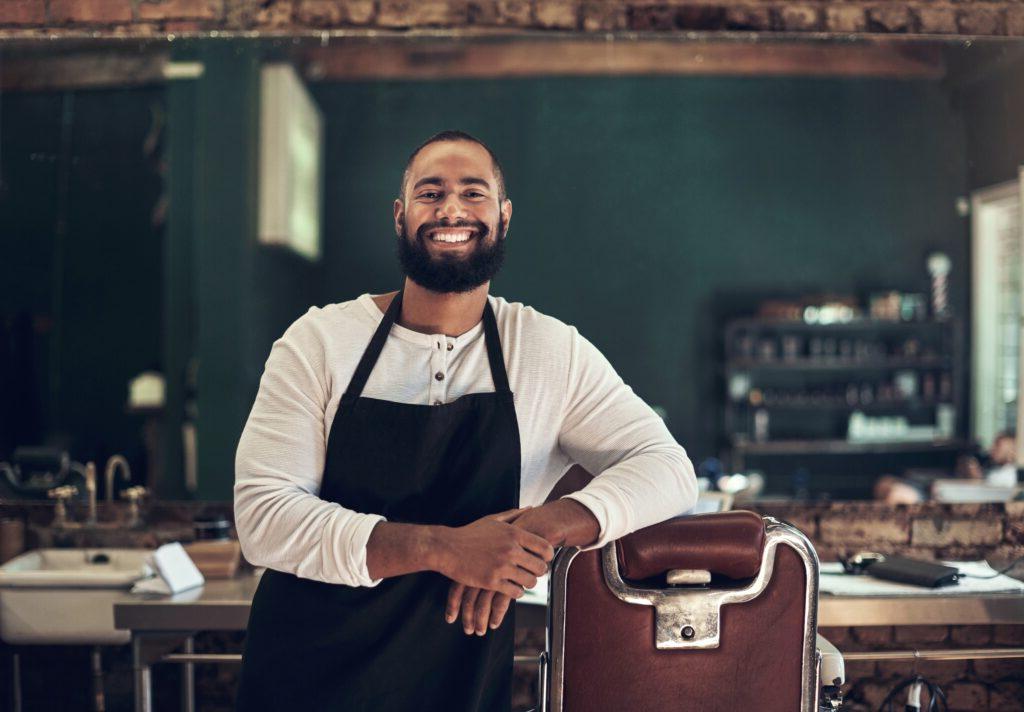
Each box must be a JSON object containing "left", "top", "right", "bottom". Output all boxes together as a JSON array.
[
  {"left": 343, "top": 290, "right": 403, "bottom": 402},
  {"left": 343, "top": 289, "right": 511, "bottom": 402},
  {"left": 481, "top": 300, "right": 510, "bottom": 394}
]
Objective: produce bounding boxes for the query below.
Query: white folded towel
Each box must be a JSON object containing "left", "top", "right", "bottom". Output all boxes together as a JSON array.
[{"left": 131, "top": 542, "right": 205, "bottom": 595}]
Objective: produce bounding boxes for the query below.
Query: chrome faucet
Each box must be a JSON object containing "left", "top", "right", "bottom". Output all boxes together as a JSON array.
[
  {"left": 46, "top": 457, "right": 142, "bottom": 530},
  {"left": 47, "top": 485, "right": 78, "bottom": 528},
  {"left": 104, "top": 455, "right": 131, "bottom": 502},
  {"left": 121, "top": 486, "right": 150, "bottom": 528},
  {"left": 83, "top": 461, "right": 98, "bottom": 526}
]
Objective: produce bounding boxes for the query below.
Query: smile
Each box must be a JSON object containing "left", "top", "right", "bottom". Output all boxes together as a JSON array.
[{"left": 429, "top": 229, "right": 476, "bottom": 244}]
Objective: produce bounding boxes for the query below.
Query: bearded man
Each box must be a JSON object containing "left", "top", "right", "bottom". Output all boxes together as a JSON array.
[{"left": 234, "top": 130, "right": 697, "bottom": 711}]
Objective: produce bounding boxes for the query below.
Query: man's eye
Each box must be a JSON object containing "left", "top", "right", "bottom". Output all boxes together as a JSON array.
[
  {"left": 466, "top": 191, "right": 485, "bottom": 198},
  {"left": 419, "top": 192, "right": 440, "bottom": 199}
]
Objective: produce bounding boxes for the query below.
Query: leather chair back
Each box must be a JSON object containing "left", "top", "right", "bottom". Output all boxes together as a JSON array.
[{"left": 543, "top": 511, "right": 820, "bottom": 712}]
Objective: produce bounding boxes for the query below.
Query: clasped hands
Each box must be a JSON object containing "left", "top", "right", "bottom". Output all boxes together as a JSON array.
[{"left": 441, "top": 505, "right": 564, "bottom": 636}]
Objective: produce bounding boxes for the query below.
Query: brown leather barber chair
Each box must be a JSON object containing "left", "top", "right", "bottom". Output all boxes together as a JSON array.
[{"left": 538, "top": 511, "right": 843, "bottom": 712}]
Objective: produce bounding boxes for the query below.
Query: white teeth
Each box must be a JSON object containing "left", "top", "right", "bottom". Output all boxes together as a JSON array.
[{"left": 431, "top": 231, "right": 472, "bottom": 243}]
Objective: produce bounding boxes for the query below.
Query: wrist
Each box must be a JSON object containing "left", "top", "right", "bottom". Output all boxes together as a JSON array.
[
  {"left": 425, "top": 525, "right": 454, "bottom": 576},
  {"left": 514, "top": 499, "right": 597, "bottom": 548},
  {"left": 552, "top": 498, "right": 601, "bottom": 548},
  {"left": 536, "top": 502, "right": 571, "bottom": 546}
]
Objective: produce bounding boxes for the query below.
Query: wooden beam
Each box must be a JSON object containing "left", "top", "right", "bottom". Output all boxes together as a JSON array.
[
  {"left": 0, "top": 51, "right": 169, "bottom": 91},
  {"left": 0, "top": 38, "right": 947, "bottom": 91},
  {"left": 302, "top": 39, "right": 946, "bottom": 82}
]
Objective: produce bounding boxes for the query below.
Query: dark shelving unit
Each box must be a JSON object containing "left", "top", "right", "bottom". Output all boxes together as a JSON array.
[{"left": 722, "top": 316, "right": 966, "bottom": 497}]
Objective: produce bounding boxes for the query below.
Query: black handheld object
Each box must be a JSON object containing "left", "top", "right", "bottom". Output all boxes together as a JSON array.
[{"left": 865, "top": 556, "right": 960, "bottom": 588}]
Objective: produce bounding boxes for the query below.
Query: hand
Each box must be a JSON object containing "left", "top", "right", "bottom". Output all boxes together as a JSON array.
[
  {"left": 445, "top": 499, "right": 600, "bottom": 634},
  {"left": 446, "top": 583, "right": 517, "bottom": 636},
  {"left": 445, "top": 505, "right": 562, "bottom": 636},
  {"left": 437, "top": 507, "right": 553, "bottom": 600}
]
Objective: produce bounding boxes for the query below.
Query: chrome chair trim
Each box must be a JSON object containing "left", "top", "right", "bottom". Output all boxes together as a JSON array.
[{"left": 544, "top": 517, "right": 820, "bottom": 712}]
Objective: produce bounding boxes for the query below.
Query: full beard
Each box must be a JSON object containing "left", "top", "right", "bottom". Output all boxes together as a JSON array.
[{"left": 396, "top": 215, "right": 506, "bottom": 294}]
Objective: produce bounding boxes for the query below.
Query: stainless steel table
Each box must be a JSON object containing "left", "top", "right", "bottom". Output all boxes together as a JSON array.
[
  {"left": 115, "top": 571, "right": 1024, "bottom": 711},
  {"left": 115, "top": 576, "right": 259, "bottom": 712}
]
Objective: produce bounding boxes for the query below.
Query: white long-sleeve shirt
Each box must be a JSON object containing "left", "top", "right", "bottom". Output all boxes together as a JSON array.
[{"left": 234, "top": 292, "right": 698, "bottom": 587}]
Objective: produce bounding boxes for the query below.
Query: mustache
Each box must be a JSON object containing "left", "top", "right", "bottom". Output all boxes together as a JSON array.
[{"left": 415, "top": 219, "right": 490, "bottom": 240}]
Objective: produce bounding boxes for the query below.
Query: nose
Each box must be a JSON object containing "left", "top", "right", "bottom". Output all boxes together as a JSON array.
[{"left": 436, "top": 193, "right": 468, "bottom": 221}]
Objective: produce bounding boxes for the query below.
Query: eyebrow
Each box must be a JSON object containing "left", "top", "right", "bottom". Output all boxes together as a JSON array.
[{"left": 412, "top": 176, "right": 491, "bottom": 191}]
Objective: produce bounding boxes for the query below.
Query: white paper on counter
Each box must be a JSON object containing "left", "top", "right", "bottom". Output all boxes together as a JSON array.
[
  {"left": 819, "top": 561, "right": 1024, "bottom": 596},
  {"left": 130, "top": 542, "right": 204, "bottom": 595},
  {"left": 523, "top": 562, "right": 1023, "bottom": 604}
]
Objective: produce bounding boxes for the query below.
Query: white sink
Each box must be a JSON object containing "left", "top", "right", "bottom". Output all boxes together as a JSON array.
[{"left": 0, "top": 548, "right": 153, "bottom": 645}]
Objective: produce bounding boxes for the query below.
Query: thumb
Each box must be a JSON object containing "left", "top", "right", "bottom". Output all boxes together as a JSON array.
[{"left": 491, "top": 506, "right": 532, "bottom": 523}]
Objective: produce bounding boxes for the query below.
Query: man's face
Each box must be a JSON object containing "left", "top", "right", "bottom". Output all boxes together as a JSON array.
[
  {"left": 394, "top": 140, "right": 512, "bottom": 294},
  {"left": 992, "top": 435, "right": 1016, "bottom": 466}
]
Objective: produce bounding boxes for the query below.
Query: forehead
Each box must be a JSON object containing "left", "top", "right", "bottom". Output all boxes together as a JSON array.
[{"left": 407, "top": 140, "right": 496, "bottom": 187}]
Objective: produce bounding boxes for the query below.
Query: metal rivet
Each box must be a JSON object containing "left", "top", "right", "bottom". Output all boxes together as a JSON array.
[{"left": 681, "top": 625, "right": 695, "bottom": 640}]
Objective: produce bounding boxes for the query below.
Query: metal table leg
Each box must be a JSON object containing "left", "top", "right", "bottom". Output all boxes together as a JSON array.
[
  {"left": 91, "top": 646, "right": 106, "bottom": 711},
  {"left": 11, "top": 651, "right": 21, "bottom": 712},
  {"left": 132, "top": 635, "right": 152, "bottom": 712},
  {"left": 181, "top": 636, "right": 194, "bottom": 712}
]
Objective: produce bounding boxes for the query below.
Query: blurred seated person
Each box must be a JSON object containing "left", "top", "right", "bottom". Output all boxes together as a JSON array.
[
  {"left": 875, "top": 430, "right": 1019, "bottom": 505},
  {"left": 873, "top": 474, "right": 925, "bottom": 505},
  {"left": 955, "top": 430, "right": 1019, "bottom": 488}
]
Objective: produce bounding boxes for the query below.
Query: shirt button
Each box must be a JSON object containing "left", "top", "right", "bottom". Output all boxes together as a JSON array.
[
  {"left": 435, "top": 372, "right": 445, "bottom": 381},
  {"left": 434, "top": 400, "right": 442, "bottom": 406},
  {"left": 447, "top": 342, "right": 454, "bottom": 351}
]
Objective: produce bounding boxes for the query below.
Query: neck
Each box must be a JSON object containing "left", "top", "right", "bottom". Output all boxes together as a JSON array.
[{"left": 392, "top": 278, "right": 490, "bottom": 337}]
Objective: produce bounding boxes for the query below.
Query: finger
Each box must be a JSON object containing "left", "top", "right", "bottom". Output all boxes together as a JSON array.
[
  {"left": 497, "top": 581, "right": 526, "bottom": 599},
  {"left": 516, "top": 530, "right": 556, "bottom": 562},
  {"left": 445, "top": 582, "right": 464, "bottom": 624},
  {"left": 473, "top": 589, "right": 496, "bottom": 636},
  {"left": 504, "top": 565, "right": 538, "bottom": 590},
  {"left": 513, "top": 549, "right": 548, "bottom": 576},
  {"left": 461, "top": 587, "right": 482, "bottom": 635},
  {"left": 489, "top": 594, "right": 512, "bottom": 630},
  {"left": 491, "top": 506, "right": 532, "bottom": 523}
]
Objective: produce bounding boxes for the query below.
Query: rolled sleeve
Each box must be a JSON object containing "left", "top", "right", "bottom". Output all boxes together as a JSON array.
[
  {"left": 234, "top": 310, "right": 391, "bottom": 588},
  {"left": 557, "top": 327, "right": 698, "bottom": 548}
]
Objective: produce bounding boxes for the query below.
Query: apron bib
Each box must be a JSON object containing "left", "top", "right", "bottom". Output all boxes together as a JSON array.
[{"left": 237, "top": 290, "right": 521, "bottom": 711}]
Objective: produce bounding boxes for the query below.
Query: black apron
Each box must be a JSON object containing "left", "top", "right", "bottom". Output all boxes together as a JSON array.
[{"left": 237, "top": 290, "right": 521, "bottom": 711}]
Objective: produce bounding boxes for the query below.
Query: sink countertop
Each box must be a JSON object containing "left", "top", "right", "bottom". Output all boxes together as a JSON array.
[{"left": 113, "top": 570, "right": 1024, "bottom": 633}]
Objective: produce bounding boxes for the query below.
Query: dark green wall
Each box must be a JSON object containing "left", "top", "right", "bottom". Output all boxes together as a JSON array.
[
  {"left": 165, "top": 42, "right": 323, "bottom": 499},
  {"left": 0, "top": 87, "right": 164, "bottom": 481},
  {"left": 312, "top": 76, "right": 969, "bottom": 474},
  {"left": 958, "top": 52, "right": 1024, "bottom": 192}
]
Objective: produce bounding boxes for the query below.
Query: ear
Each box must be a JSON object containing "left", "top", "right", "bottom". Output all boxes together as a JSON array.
[
  {"left": 500, "top": 199, "right": 512, "bottom": 238},
  {"left": 393, "top": 199, "right": 404, "bottom": 237}
]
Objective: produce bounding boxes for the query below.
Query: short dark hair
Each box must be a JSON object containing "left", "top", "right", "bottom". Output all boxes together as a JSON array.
[{"left": 399, "top": 130, "right": 507, "bottom": 204}]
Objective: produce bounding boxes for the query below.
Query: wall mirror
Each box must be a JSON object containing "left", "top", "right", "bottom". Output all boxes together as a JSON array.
[{"left": 2, "top": 34, "right": 1022, "bottom": 503}]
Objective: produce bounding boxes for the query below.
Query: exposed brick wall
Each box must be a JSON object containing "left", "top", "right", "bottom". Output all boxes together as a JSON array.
[
  {"left": 818, "top": 625, "right": 1024, "bottom": 711},
  {"left": 750, "top": 501, "right": 1024, "bottom": 711},
  {"left": 1, "top": 501, "right": 1019, "bottom": 709},
  {"left": 1, "top": 0, "right": 1023, "bottom": 37},
  {"left": 750, "top": 501, "right": 1024, "bottom": 573}
]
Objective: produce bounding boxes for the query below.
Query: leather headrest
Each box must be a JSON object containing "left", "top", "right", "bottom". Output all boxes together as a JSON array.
[{"left": 616, "top": 510, "right": 766, "bottom": 580}]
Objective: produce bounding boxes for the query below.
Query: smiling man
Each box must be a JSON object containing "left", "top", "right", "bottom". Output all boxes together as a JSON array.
[{"left": 233, "top": 130, "right": 698, "bottom": 711}]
